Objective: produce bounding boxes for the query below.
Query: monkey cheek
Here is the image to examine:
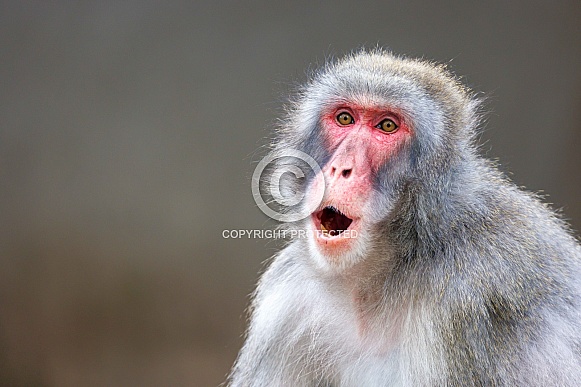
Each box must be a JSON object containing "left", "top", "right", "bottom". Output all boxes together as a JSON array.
[{"left": 303, "top": 173, "right": 326, "bottom": 213}]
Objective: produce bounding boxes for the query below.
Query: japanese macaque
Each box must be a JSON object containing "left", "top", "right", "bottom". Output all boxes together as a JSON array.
[{"left": 229, "top": 50, "right": 581, "bottom": 386}]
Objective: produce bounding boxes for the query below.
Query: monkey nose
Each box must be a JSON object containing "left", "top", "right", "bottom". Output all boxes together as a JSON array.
[{"left": 330, "top": 166, "right": 353, "bottom": 179}]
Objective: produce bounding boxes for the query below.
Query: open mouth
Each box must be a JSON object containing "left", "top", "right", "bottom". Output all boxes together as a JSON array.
[{"left": 313, "top": 206, "right": 353, "bottom": 237}]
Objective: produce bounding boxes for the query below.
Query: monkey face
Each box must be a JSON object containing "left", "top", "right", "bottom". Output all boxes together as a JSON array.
[{"left": 305, "top": 104, "right": 412, "bottom": 268}]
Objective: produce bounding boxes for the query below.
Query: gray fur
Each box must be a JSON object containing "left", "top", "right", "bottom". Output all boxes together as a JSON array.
[{"left": 229, "top": 50, "right": 581, "bottom": 386}]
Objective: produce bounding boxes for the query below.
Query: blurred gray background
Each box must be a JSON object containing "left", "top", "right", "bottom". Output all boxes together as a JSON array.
[{"left": 0, "top": 1, "right": 580, "bottom": 386}]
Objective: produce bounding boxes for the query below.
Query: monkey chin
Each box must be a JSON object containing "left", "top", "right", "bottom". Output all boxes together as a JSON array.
[{"left": 308, "top": 206, "right": 368, "bottom": 271}]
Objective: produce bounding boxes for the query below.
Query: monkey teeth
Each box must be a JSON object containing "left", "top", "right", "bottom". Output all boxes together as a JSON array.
[
  {"left": 315, "top": 206, "right": 353, "bottom": 238},
  {"left": 319, "top": 223, "right": 336, "bottom": 237}
]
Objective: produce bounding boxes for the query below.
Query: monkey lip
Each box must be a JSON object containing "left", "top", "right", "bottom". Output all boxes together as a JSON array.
[{"left": 312, "top": 206, "right": 355, "bottom": 239}]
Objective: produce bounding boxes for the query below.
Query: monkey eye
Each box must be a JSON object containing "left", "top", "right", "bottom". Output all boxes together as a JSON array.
[
  {"left": 377, "top": 118, "right": 398, "bottom": 133},
  {"left": 336, "top": 112, "right": 354, "bottom": 126}
]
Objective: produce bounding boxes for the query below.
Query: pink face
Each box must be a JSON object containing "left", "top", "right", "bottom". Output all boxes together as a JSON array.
[{"left": 309, "top": 103, "right": 412, "bottom": 257}]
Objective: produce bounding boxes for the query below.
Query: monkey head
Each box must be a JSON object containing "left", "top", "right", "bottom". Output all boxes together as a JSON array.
[{"left": 274, "top": 50, "right": 480, "bottom": 272}]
